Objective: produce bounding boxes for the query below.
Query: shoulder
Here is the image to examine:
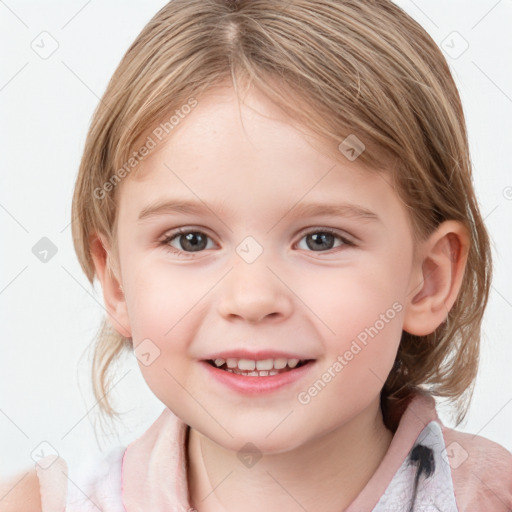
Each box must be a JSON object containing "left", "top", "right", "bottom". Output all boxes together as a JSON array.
[
  {"left": 2, "top": 445, "right": 126, "bottom": 512},
  {"left": 441, "top": 425, "right": 512, "bottom": 510},
  {"left": 0, "top": 467, "right": 42, "bottom": 512},
  {"left": 65, "top": 445, "right": 126, "bottom": 511}
]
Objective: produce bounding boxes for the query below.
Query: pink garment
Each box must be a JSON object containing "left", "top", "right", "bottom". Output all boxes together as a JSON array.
[{"left": 36, "top": 392, "right": 512, "bottom": 511}]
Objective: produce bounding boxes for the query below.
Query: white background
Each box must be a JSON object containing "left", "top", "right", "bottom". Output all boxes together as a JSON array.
[{"left": 1, "top": 0, "right": 511, "bottom": 479}]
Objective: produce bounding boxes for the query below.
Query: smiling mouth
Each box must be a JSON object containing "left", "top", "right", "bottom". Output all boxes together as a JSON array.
[{"left": 206, "top": 358, "right": 314, "bottom": 376}]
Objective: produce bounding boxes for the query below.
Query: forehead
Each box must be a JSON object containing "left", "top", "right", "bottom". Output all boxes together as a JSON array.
[
  {"left": 127, "top": 82, "right": 393, "bottom": 180},
  {"left": 115, "top": 85, "right": 407, "bottom": 231}
]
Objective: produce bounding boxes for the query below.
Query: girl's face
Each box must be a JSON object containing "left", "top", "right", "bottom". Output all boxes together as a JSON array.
[{"left": 113, "top": 85, "right": 420, "bottom": 453}]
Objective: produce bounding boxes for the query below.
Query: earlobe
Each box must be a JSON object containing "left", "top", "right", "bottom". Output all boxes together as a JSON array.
[
  {"left": 403, "top": 221, "right": 469, "bottom": 336},
  {"left": 89, "top": 232, "right": 132, "bottom": 338}
]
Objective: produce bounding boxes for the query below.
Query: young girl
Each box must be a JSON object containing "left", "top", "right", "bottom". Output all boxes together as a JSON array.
[{"left": 6, "top": 0, "right": 511, "bottom": 510}]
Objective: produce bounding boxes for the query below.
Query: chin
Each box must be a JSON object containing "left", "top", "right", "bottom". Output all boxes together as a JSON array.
[{"left": 210, "top": 424, "right": 307, "bottom": 455}]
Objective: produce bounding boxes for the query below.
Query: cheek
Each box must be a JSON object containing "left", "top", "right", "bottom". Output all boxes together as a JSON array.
[
  {"left": 123, "top": 262, "right": 199, "bottom": 387},
  {"left": 296, "top": 257, "right": 407, "bottom": 382},
  {"left": 125, "top": 259, "right": 200, "bottom": 339},
  {"left": 299, "top": 258, "right": 407, "bottom": 333}
]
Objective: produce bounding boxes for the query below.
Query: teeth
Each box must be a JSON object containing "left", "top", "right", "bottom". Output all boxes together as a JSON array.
[
  {"left": 256, "top": 359, "right": 273, "bottom": 371},
  {"left": 238, "top": 359, "right": 256, "bottom": 371},
  {"left": 273, "top": 358, "right": 288, "bottom": 369},
  {"left": 226, "top": 368, "right": 280, "bottom": 376},
  {"left": 212, "top": 357, "right": 307, "bottom": 373}
]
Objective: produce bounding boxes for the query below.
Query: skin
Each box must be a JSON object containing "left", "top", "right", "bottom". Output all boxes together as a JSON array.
[{"left": 91, "top": 84, "right": 469, "bottom": 511}]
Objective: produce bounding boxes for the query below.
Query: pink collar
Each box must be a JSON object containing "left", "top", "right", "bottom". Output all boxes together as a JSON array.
[
  {"left": 121, "top": 392, "right": 439, "bottom": 511},
  {"left": 122, "top": 406, "right": 190, "bottom": 511}
]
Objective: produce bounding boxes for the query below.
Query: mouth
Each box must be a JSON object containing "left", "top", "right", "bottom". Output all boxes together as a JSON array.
[{"left": 205, "top": 357, "right": 315, "bottom": 377}]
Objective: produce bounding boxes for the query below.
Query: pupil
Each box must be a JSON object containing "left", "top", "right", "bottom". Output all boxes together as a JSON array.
[
  {"left": 308, "top": 232, "right": 334, "bottom": 251},
  {"left": 182, "top": 232, "right": 206, "bottom": 252}
]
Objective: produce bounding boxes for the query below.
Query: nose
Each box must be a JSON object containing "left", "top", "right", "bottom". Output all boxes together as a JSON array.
[{"left": 217, "top": 258, "right": 293, "bottom": 324}]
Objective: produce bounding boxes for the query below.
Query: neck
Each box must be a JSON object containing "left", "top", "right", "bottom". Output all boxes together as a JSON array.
[{"left": 187, "top": 395, "right": 393, "bottom": 512}]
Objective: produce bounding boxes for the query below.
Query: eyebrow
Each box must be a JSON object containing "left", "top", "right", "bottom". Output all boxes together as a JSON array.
[{"left": 137, "top": 198, "right": 381, "bottom": 224}]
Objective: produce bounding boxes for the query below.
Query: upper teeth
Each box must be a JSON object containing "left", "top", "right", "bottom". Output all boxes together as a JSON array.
[{"left": 214, "top": 358, "right": 301, "bottom": 371}]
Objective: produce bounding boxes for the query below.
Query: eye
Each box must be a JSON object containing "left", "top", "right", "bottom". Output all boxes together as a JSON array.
[
  {"left": 161, "top": 228, "right": 216, "bottom": 257},
  {"left": 295, "top": 228, "right": 355, "bottom": 253},
  {"left": 160, "top": 227, "right": 355, "bottom": 258}
]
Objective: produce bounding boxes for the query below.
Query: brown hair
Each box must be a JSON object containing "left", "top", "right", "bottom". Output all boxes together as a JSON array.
[{"left": 71, "top": 0, "right": 492, "bottom": 430}]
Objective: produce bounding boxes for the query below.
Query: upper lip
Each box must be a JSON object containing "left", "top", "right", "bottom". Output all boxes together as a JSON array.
[{"left": 203, "top": 350, "right": 315, "bottom": 361}]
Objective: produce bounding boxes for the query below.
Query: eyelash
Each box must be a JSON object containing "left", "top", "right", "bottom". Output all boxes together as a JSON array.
[{"left": 159, "top": 227, "right": 355, "bottom": 258}]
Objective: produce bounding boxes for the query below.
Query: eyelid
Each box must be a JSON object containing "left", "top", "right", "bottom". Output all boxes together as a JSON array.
[
  {"left": 294, "top": 226, "right": 356, "bottom": 246},
  {"left": 160, "top": 225, "right": 356, "bottom": 258},
  {"left": 160, "top": 226, "right": 215, "bottom": 241},
  {"left": 160, "top": 227, "right": 218, "bottom": 258},
  {"left": 160, "top": 225, "right": 356, "bottom": 242}
]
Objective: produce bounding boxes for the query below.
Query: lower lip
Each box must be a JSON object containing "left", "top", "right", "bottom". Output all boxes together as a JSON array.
[{"left": 201, "top": 360, "right": 316, "bottom": 394}]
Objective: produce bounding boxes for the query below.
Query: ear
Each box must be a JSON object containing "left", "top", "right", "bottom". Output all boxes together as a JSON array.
[
  {"left": 89, "top": 232, "right": 132, "bottom": 338},
  {"left": 403, "top": 220, "right": 470, "bottom": 336}
]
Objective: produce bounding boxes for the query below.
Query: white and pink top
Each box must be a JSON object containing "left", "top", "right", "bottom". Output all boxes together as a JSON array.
[{"left": 35, "top": 392, "right": 512, "bottom": 511}]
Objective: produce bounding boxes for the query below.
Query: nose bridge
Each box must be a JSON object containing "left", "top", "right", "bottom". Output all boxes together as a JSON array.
[{"left": 217, "top": 239, "right": 293, "bottom": 323}]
